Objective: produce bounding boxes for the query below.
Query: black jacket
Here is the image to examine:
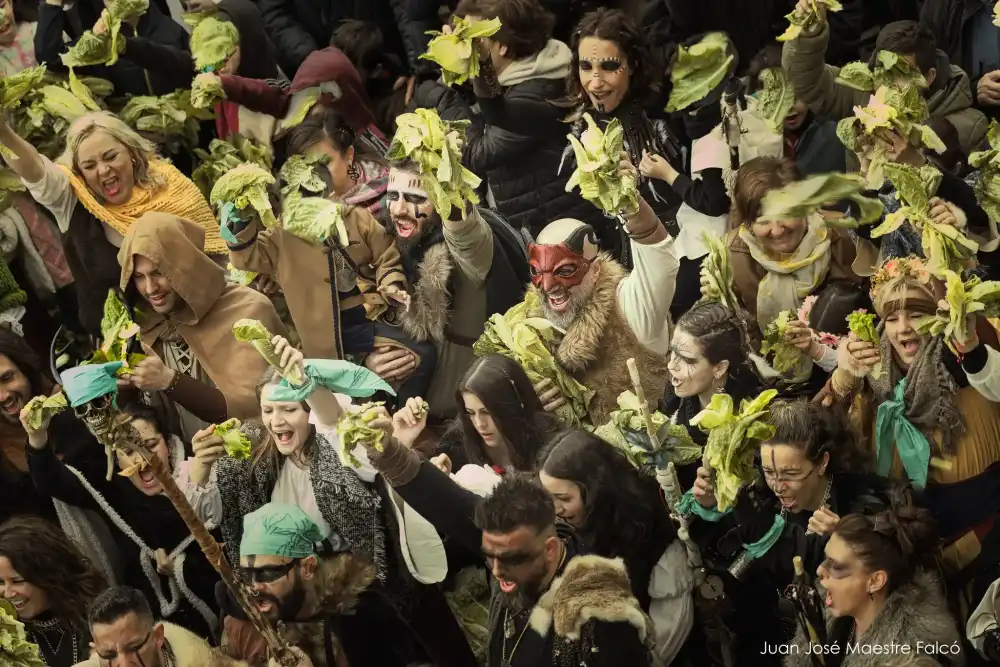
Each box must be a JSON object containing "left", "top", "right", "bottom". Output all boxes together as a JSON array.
[
  {"left": 34, "top": 0, "right": 189, "bottom": 97},
  {"left": 257, "top": 0, "right": 439, "bottom": 79}
]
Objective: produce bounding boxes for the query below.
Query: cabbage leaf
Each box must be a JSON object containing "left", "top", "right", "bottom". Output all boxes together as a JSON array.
[
  {"left": 191, "top": 72, "right": 225, "bottom": 109},
  {"left": 232, "top": 318, "right": 305, "bottom": 385},
  {"left": 593, "top": 390, "right": 701, "bottom": 475},
  {"left": 473, "top": 290, "right": 594, "bottom": 427},
  {"left": 210, "top": 163, "right": 277, "bottom": 228},
  {"left": 22, "top": 392, "right": 68, "bottom": 431},
  {"left": 88, "top": 290, "right": 145, "bottom": 375},
  {"left": 386, "top": 107, "right": 480, "bottom": 217},
  {"left": 213, "top": 418, "right": 252, "bottom": 460},
  {"left": 121, "top": 93, "right": 201, "bottom": 146},
  {"left": 756, "top": 67, "right": 796, "bottom": 133},
  {"left": 564, "top": 114, "right": 638, "bottom": 216},
  {"left": 697, "top": 231, "right": 740, "bottom": 313},
  {"left": 419, "top": 16, "right": 502, "bottom": 87},
  {"left": 0, "top": 65, "right": 46, "bottom": 112},
  {"left": 0, "top": 170, "right": 26, "bottom": 215},
  {"left": 665, "top": 32, "right": 734, "bottom": 112},
  {"left": 61, "top": 0, "right": 148, "bottom": 69},
  {"left": 835, "top": 50, "right": 928, "bottom": 92},
  {"left": 847, "top": 308, "right": 883, "bottom": 378},
  {"left": 778, "top": 0, "right": 842, "bottom": 41},
  {"left": 337, "top": 402, "right": 385, "bottom": 467},
  {"left": 915, "top": 271, "right": 1000, "bottom": 354},
  {"left": 690, "top": 389, "right": 778, "bottom": 512},
  {"left": 283, "top": 196, "right": 349, "bottom": 248},
  {"left": 760, "top": 310, "right": 804, "bottom": 374},
  {"left": 758, "top": 172, "right": 884, "bottom": 228},
  {"left": 192, "top": 134, "right": 273, "bottom": 200},
  {"left": 190, "top": 17, "right": 238, "bottom": 72},
  {"left": 0, "top": 600, "right": 44, "bottom": 667},
  {"left": 969, "top": 120, "right": 1000, "bottom": 224},
  {"left": 227, "top": 263, "right": 258, "bottom": 286}
]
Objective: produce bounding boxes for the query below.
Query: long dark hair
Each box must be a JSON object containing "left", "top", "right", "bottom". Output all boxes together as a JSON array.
[
  {"left": 0, "top": 329, "right": 51, "bottom": 397},
  {"left": 449, "top": 355, "right": 559, "bottom": 471},
  {"left": 563, "top": 8, "right": 662, "bottom": 111},
  {"left": 538, "top": 429, "right": 674, "bottom": 560},
  {"left": 0, "top": 517, "right": 107, "bottom": 633},
  {"left": 285, "top": 108, "right": 386, "bottom": 168},
  {"left": 763, "top": 400, "right": 870, "bottom": 475}
]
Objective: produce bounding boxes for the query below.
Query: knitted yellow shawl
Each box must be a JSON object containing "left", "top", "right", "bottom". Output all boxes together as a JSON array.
[{"left": 60, "top": 159, "right": 227, "bottom": 254}]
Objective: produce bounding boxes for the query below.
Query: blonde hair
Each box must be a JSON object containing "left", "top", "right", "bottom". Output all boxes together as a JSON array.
[{"left": 58, "top": 112, "right": 166, "bottom": 192}]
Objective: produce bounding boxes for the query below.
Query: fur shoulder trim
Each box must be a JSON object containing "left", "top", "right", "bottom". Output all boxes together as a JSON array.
[
  {"left": 527, "top": 554, "right": 654, "bottom": 644},
  {"left": 163, "top": 621, "right": 246, "bottom": 667},
  {"left": 313, "top": 553, "right": 377, "bottom": 615},
  {"left": 397, "top": 243, "right": 453, "bottom": 343}
]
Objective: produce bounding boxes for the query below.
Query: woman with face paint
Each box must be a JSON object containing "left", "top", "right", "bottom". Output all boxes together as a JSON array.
[
  {"left": 560, "top": 8, "right": 684, "bottom": 266},
  {"left": 828, "top": 256, "right": 1000, "bottom": 608},
  {"left": 784, "top": 504, "right": 961, "bottom": 667}
]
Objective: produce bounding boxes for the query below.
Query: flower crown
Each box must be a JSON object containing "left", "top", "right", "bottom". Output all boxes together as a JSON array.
[{"left": 870, "top": 255, "right": 933, "bottom": 299}]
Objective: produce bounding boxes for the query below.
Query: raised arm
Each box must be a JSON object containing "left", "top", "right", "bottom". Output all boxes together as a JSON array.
[
  {"left": 270, "top": 335, "right": 344, "bottom": 428},
  {"left": 443, "top": 207, "right": 493, "bottom": 285},
  {"left": 226, "top": 214, "right": 282, "bottom": 276},
  {"left": 0, "top": 116, "right": 46, "bottom": 185}
]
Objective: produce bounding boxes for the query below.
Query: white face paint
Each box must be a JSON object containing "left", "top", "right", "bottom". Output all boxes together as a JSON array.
[{"left": 387, "top": 168, "right": 437, "bottom": 243}]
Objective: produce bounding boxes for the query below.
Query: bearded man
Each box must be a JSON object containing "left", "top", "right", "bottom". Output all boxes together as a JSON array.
[
  {"left": 513, "top": 158, "right": 679, "bottom": 424},
  {"left": 371, "top": 160, "right": 529, "bottom": 420},
  {"left": 117, "top": 212, "right": 286, "bottom": 438},
  {"left": 233, "top": 503, "right": 428, "bottom": 667}
]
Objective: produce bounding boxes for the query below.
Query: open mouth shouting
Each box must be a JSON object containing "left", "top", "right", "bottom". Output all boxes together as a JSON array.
[
  {"left": 395, "top": 218, "right": 418, "bottom": 238},
  {"left": 543, "top": 287, "right": 571, "bottom": 312},
  {"left": 137, "top": 467, "right": 159, "bottom": 491},
  {"left": 272, "top": 429, "right": 296, "bottom": 451},
  {"left": 588, "top": 89, "right": 612, "bottom": 106},
  {"left": 897, "top": 338, "right": 921, "bottom": 356},
  {"left": 7, "top": 598, "right": 26, "bottom": 613},
  {"left": 497, "top": 577, "right": 517, "bottom": 594},
  {"left": 101, "top": 175, "right": 122, "bottom": 200},
  {"left": 0, "top": 394, "right": 21, "bottom": 418}
]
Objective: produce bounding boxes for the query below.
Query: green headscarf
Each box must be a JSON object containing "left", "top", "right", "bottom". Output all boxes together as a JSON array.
[{"left": 240, "top": 504, "right": 326, "bottom": 558}]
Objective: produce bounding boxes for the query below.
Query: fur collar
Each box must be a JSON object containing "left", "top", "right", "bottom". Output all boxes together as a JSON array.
[
  {"left": 397, "top": 242, "right": 453, "bottom": 343},
  {"left": 527, "top": 254, "right": 627, "bottom": 373},
  {"left": 787, "top": 570, "right": 964, "bottom": 667},
  {"left": 74, "top": 622, "right": 244, "bottom": 667},
  {"left": 527, "top": 554, "right": 654, "bottom": 645}
]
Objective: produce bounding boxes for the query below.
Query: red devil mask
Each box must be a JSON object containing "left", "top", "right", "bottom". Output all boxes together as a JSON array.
[{"left": 528, "top": 243, "right": 594, "bottom": 292}]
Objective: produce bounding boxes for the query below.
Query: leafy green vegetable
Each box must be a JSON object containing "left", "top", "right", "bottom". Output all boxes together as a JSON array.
[
  {"left": 756, "top": 67, "right": 796, "bottom": 133},
  {"left": 697, "top": 231, "right": 740, "bottom": 313},
  {"left": 758, "top": 172, "right": 884, "bottom": 228},
  {"left": 22, "top": 392, "right": 68, "bottom": 431},
  {"left": 0, "top": 599, "right": 44, "bottom": 667},
  {"left": 210, "top": 163, "right": 277, "bottom": 228},
  {"left": 87, "top": 290, "right": 145, "bottom": 375},
  {"left": 836, "top": 85, "right": 944, "bottom": 189},
  {"left": 0, "top": 169, "right": 26, "bottom": 215},
  {"left": 564, "top": 114, "right": 638, "bottom": 216},
  {"left": 690, "top": 389, "right": 779, "bottom": 512},
  {"left": 473, "top": 291, "right": 594, "bottom": 428},
  {"left": 0, "top": 66, "right": 46, "bottom": 112},
  {"left": 834, "top": 50, "right": 928, "bottom": 92},
  {"left": 191, "top": 72, "right": 225, "bottom": 109},
  {"left": 969, "top": 120, "right": 1000, "bottom": 224},
  {"left": 593, "top": 390, "right": 701, "bottom": 475},
  {"left": 279, "top": 154, "right": 328, "bottom": 197},
  {"left": 847, "top": 308, "right": 883, "bottom": 377},
  {"left": 190, "top": 17, "right": 238, "bottom": 72},
  {"left": 232, "top": 318, "right": 305, "bottom": 385},
  {"left": 192, "top": 134, "right": 273, "bottom": 200},
  {"left": 337, "top": 402, "right": 386, "bottom": 467},
  {"left": 182, "top": 7, "right": 219, "bottom": 28},
  {"left": 386, "top": 108, "right": 480, "bottom": 218},
  {"left": 227, "top": 263, "right": 258, "bottom": 286},
  {"left": 213, "top": 418, "right": 252, "bottom": 460},
  {"left": 120, "top": 93, "right": 201, "bottom": 146},
  {"left": 60, "top": 0, "right": 148, "bottom": 69},
  {"left": 411, "top": 399, "right": 429, "bottom": 420},
  {"left": 915, "top": 271, "right": 1000, "bottom": 354},
  {"left": 760, "top": 310, "right": 804, "bottom": 374},
  {"left": 665, "top": 32, "right": 734, "bottom": 112},
  {"left": 871, "top": 162, "right": 978, "bottom": 274},
  {"left": 282, "top": 196, "right": 350, "bottom": 247},
  {"left": 778, "top": 0, "right": 842, "bottom": 41},
  {"left": 419, "top": 16, "right": 502, "bottom": 87},
  {"left": 279, "top": 89, "right": 321, "bottom": 131}
]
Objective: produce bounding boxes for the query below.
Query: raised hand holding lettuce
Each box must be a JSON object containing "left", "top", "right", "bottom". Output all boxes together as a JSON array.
[
  {"left": 192, "top": 134, "right": 273, "bottom": 200},
  {"left": 210, "top": 163, "right": 277, "bottom": 228},
  {"left": 778, "top": 0, "right": 842, "bottom": 41},
  {"left": 758, "top": 172, "right": 884, "bottom": 228},
  {"left": 690, "top": 390, "right": 778, "bottom": 512},
  {"left": 191, "top": 73, "right": 226, "bottom": 109},
  {"left": 835, "top": 50, "right": 928, "bottom": 92},
  {"left": 420, "top": 17, "right": 502, "bottom": 87},
  {"left": 756, "top": 68, "right": 796, "bottom": 134},
  {"left": 190, "top": 16, "right": 238, "bottom": 72},
  {"left": 22, "top": 392, "right": 68, "bottom": 432},
  {"left": 760, "top": 310, "right": 805, "bottom": 374},
  {"left": 564, "top": 114, "right": 638, "bottom": 216},
  {"left": 212, "top": 418, "right": 252, "bottom": 460},
  {"left": 83, "top": 290, "right": 146, "bottom": 375},
  {"left": 61, "top": 0, "right": 149, "bottom": 69},
  {"left": 232, "top": 319, "right": 305, "bottom": 385},
  {"left": 665, "top": 32, "right": 734, "bottom": 113},
  {"left": 915, "top": 270, "right": 1000, "bottom": 354},
  {"left": 0, "top": 65, "right": 46, "bottom": 113},
  {"left": 338, "top": 402, "right": 386, "bottom": 467},
  {"left": 386, "top": 108, "right": 480, "bottom": 218},
  {"left": 846, "top": 309, "right": 882, "bottom": 378},
  {"left": 593, "top": 390, "right": 700, "bottom": 474}
]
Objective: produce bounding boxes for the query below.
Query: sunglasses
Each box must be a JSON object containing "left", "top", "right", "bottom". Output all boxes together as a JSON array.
[{"left": 239, "top": 559, "right": 299, "bottom": 584}]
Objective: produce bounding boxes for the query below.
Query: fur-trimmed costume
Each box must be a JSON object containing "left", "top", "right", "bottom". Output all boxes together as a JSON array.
[
  {"left": 74, "top": 621, "right": 245, "bottom": 667},
  {"left": 524, "top": 254, "right": 672, "bottom": 425},
  {"left": 783, "top": 571, "right": 964, "bottom": 667}
]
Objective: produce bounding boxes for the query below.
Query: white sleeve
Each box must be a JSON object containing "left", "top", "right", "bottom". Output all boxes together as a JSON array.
[
  {"left": 173, "top": 459, "right": 223, "bottom": 528},
  {"left": 648, "top": 541, "right": 696, "bottom": 666},
  {"left": 616, "top": 236, "right": 679, "bottom": 355},
  {"left": 813, "top": 344, "right": 838, "bottom": 372},
  {"left": 966, "top": 345, "right": 1000, "bottom": 402},
  {"left": 22, "top": 156, "right": 77, "bottom": 233}
]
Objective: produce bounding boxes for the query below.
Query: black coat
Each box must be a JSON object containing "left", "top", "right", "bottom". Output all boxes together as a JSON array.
[
  {"left": 257, "top": 0, "right": 439, "bottom": 79},
  {"left": 34, "top": 0, "right": 189, "bottom": 97},
  {"left": 920, "top": 0, "right": 998, "bottom": 116}
]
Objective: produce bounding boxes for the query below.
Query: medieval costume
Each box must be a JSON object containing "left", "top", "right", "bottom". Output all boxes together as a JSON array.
[
  {"left": 72, "top": 621, "right": 246, "bottom": 667},
  {"left": 117, "top": 213, "right": 285, "bottom": 433}
]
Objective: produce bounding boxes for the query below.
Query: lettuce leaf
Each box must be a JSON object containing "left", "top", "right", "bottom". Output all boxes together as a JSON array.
[
  {"left": 190, "top": 17, "right": 238, "bottom": 72},
  {"left": 227, "top": 263, "right": 258, "bottom": 286},
  {"left": 210, "top": 163, "right": 277, "bottom": 228},
  {"left": 847, "top": 308, "right": 882, "bottom": 377},
  {"left": 758, "top": 172, "right": 884, "bottom": 228},
  {"left": 0, "top": 65, "right": 46, "bottom": 112},
  {"left": 760, "top": 310, "right": 804, "bottom": 374},
  {"left": 385, "top": 107, "right": 480, "bottom": 218},
  {"left": 182, "top": 7, "right": 219, "bottom": 28},
  {"left": 279, "top": 88, "right": 322, "bottom": 131},
  {"left": 0, "top": 169, "right": 26, "bottom": 215},
  {"left": 282, "top": 195, "right": 349, "bottom": 247},
  {"left": 473, "top": 290, "right": 594, "bottom": 428},
  {"left": 756, "top": 67, "right": 796, "bottom": 133},
  {"left": 279, "top": 153, "right": 329, "bottom": 197},
  {"left": 0, "top": 600, "right": 44, "bottom": 667},
  {"left": 593, "top": 390, "right": 701, "bottom": 475},
  {"left": 120, "top": 93, "right": 199, "bottom": 146},
  {"left": 419, "top": 17, "right": 502, "bottom": 87},
  {"left": 192, "top": 134, "right": 273, "bottom": 200},
  {"left": 22, "top": 392, "right": 68, "bottom": 431},
  {"left": 564, "top": 114, "right": 638, "bottom": 216},
  {"left": 61, "top": 0, "right": 147, "bottom": 69},
  {"left": 778, "top": 0, "right": 843, "bottom": 42},
  {"left": 697, "top": 231, "right": 740, "bottom": 313},
  {"left": 690, "top": 389, "right": 779, "bottom": 512},
  {"left": 665, "top": 32, "right": 734, "bottom": 112},
  {"left": 337, "top": 402, "right": 386, "bottom": 467},
  {"left": 835, "top": 50, "right": 928, "bottom": 92},
  {"left": 191, "top": 72, "right": 225, "bottom": 109},
  {"left": 232, "top": 318, "right": 305, "bottom": 385},
  {"left": 969, "top": 120, "right": 1000, "bottom": 224},
  {"left": 213, "top": 418, "right": 252, "bottom": 460},
  {"left": 915, "top": 270, "right": 1000, "bottom": 354},
  {"left": 89, "top": 290, "right": 144, "bottom": 374}
]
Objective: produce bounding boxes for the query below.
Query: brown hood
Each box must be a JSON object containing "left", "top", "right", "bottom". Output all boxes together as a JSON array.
[{"left": 118, "top": 212, "right": 227, "bottom": 328}]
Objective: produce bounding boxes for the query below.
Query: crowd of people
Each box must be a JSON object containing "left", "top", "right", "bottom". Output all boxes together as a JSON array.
[{"left": 3, "top": 0, "right": 1000, "bottom": 666}]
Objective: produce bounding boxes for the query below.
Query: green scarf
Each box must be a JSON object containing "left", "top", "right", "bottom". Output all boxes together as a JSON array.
[{"left": 875, "top": 378, "right": 931, "bottom": 489}]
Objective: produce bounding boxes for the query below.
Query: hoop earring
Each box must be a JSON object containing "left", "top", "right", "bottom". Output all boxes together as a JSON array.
[{"left": 347, "top": 161, "right": 360, "bottom": 181}]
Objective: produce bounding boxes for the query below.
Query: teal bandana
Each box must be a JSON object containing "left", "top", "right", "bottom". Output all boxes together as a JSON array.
[
  {"left": 265, "top": 359, "right": 395, "bottom": 402},
  {"left": 61, "top": 362, "right": 123, "bottom": 408},
  {"left": 875, "top": 378, "right": 931, "bottom": 490},
  {"left": 240, "top": 504, "right": 326, "bottom": 558}
]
